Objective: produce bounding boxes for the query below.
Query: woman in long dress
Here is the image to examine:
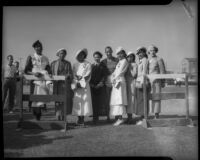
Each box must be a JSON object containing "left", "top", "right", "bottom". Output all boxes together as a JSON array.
[
  {"left": 50, "top": 48, "right": 73, "bottom": 120},
  {"left": 147, "top": 45, "right": 166, "bottom": 119},
  {"left": 24, "top": 40, "right": 51, "bottom": 120},
  {"left": 135, "top": 47, "right": 150, "bottom": 125},
  {"left": 110, "top": 47, "right": 129, "bottom": 126},
  {"left": 71, "top": 49, "right": 93, "bottom": 126},
  {"left": 90, "top": 51, "right": 107, "bottom": 124},
  {"left": 125, "top": 52, "right": 137, "bottom": 124}
]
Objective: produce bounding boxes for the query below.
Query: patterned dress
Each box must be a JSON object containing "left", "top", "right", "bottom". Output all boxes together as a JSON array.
[{"left": 51, "top": 59, "right": 73, "bottom": 115}]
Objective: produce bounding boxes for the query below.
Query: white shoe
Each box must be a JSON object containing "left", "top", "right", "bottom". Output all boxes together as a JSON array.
[
  {"left": 9, "top": 111, "right": 14, "bottom": 114},
  {"left": 136, "top": 120, "right": 143, "bottom": 125},
  {"left": 113, "top": 119, "right": 124, "bottom": 126}
]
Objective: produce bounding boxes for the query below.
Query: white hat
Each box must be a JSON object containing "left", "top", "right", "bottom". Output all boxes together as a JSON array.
[
  {"left": 116, "top": 46, "right": 124, "bottom": 55},
  {"left": 75, "top": 48, "right": 88, "bottom": 59},
  {"left": 56, "top": 48, "right": 66, "bottom": 56},
  {"left": 127, "top": 51, "right": 135, "bottom": 57}
]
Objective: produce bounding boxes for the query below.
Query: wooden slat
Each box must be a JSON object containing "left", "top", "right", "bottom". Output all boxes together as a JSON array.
[
  {"left": 23, "top": 95, "right": 66, "bottom": 102},
  {"left": 23, "top": 75, "right": 66, "bottom": 81},
  {"left": 149, "top": 92, "right": 185, "bottom": 100},
  {"left": 147, "top": 74, "right": 186, "bottom": 83}
]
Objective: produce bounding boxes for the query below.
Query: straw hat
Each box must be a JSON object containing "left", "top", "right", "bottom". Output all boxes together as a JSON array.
[
  {"left": 75, "top": 48, "right": 88, "bottom": 59},
  {"left": 56, "top": 48, "right": 67, "bottom": 56}
]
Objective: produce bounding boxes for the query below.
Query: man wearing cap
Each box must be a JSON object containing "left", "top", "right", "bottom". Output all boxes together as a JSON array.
[
  {"left": 2, "top": 55, "right": 17, "bottom": 113},
  {"left": 147, "top": 45, "right": 166, "bottom": 119},
  {"left": 110, "top": 47, "right": 129, "bottom": 126},
  {"left": 125, "top": 52, "right": 138, "bottom": 124},
  {"left": 101, "top": 46, "right": 118, "bottom": 122},
  {"left": 50, "top": 48, "right": 73, "bottom": 120},
  {"left": 24, "top": 40, "right": 51, "bottom": 120},
  {"left": 90, "top": 51, "right": 107, "bottom": 124},
  {"left": 71, "top": 49, "right": 93, "bottom": 126}
]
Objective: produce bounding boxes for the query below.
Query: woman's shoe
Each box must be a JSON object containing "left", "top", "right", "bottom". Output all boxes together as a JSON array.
[{"left": 113, "top": 119, "right": 124, "bottom": 126}]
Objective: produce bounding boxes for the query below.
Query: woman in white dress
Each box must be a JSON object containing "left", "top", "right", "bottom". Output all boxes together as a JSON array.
[
  {"left": 24, "top": 40, "right": 51, "bottom": 120},
  {"left": 71, "top": 49, "right": 93, "bottom": 126},
  {"left": 110, "top": 47, "right": 129, "bottom": 126}
]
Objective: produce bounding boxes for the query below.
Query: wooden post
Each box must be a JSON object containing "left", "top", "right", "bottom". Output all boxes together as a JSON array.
[
  {"left": 143, "top": 75, "right": 148, "bottom": 119},
  {"left": 17, "top": 76, "right": 23, "bottom": 129},
  {"left": 185, "top": 74, "right": 189, "bottom": 119},
  {"left": 63, "top": 76, "right": 68, "bottom": 133}
]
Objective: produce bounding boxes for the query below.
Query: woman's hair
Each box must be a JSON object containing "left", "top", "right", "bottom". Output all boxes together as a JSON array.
[
  {"left": 128, "top": 54, "right": 136, "bottom": 62},
  {"left": 7, "top": 55, "right": 13, "bottom": 59}
]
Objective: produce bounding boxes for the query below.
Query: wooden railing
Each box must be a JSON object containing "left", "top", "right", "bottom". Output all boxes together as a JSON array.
[
  {"left": 17, "top": 75, "right": 71, "bottom": 133},
  {"left": 142, "top": 73, "right": 193, "bottom": 127}
]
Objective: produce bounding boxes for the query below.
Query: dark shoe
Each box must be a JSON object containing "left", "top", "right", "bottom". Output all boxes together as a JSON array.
[
  {"left": 36, "top": 114, "right": 41, "bottom": 121},
  {"left": 125, "top": 118, "right": 132, "bottom": 124},
  {"left": 154, "top": 113, "right": 159, "bottom": 119}
]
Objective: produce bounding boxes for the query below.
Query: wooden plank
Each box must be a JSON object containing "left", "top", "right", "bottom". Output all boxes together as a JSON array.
[
  {"left": 143, "top": 75, "right": 148, "bottom": 119},
  {"left": 149, "top": 92, "right": 185, "bottom": 100},
  {"left": 147, "top": 74, "right": 186, "bottom": 79},
  {"left": 146, "top": 118, "right": 193, "bottom": 127},
  {"left": 23, "top": 75, "right": 65, "bottom": 81},
  {"left": 23, "top": 95, "right": 66, "bottom": 102},
  {"left": 185, "top": 74, "right": 189, "bottom": 119}
]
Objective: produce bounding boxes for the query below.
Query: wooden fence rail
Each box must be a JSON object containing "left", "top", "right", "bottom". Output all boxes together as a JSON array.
[
  {"left": 17, "top": 74, "right": 70, "bottom": 133},
  {"left": 142, "top": 73, "right": 194, "bottom": 128}
]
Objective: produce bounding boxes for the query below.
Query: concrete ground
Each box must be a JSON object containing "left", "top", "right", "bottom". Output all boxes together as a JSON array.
[{"left": 3, "top": 85, "right": 198, "bottom": 158}]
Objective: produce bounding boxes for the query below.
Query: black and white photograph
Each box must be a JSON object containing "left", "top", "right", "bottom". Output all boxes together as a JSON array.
[{"left": 2, "top": 0, "right": 198, "bottom": 159}]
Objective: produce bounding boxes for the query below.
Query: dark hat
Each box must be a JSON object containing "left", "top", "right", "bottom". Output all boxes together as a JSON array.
[
  {"left": 32, "top": 40, "right": 42, "bottom": 48},
  {"left": 136, "top": 46, "right": 147, "bottom": 55},
  {"left": 93, "top": 51, "right": 103, "bottom": 58}
]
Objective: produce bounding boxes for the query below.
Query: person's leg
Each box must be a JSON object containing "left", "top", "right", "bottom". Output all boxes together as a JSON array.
[
  {"left": 33, "top": 107, "right": 42, "bottom": 120},
  {"left": 153, "top": 82, "right": 161, "bottom": 119},
  {"left": 106, "top": 87, "right": 111, "bottom": 121},
  {"left": 2, "top": 80, "right": 9, "bottom": 110},
  {"left": 8, "top": 80, "right": 16, "bottom": 112}
]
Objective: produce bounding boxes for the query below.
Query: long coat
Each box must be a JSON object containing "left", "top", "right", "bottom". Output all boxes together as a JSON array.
[
  {"left": 125, "top": 62, "right": 138, "bottom": 114},
  {"left": 71, "top": 60, "right": 93, "bottom": 116},
  {"left": 110, "top": 58, "right": 129, "bottom": 116},
  {"left": 50, "top": 59, "right": 73, "bottom": 114},
  {"left": 148, "top": 56, "right": 166, "bottom": 114},
  {"left": 90, "top": 62, "right": 107, "bottom": 117},
  {"left": 135, "top": 57, "right": 150, "bottom": 115}
]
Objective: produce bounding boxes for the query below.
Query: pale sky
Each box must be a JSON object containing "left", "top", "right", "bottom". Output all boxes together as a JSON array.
[{"left": 2, "top": 0, "right": 197, "bottom": 72}]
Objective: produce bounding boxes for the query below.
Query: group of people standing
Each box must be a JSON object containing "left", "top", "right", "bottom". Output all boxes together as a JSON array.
[{"left": 2, "top": 40, "right": 166, "bottom": 127}]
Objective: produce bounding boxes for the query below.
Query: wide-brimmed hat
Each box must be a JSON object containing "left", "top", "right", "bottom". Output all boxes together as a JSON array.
[
  {"left": 136, "top": 46, "right": 147, "bottom": 55},
  {"left": 56, "top": 48, "right": 67, "bottom": 56},
  {"left": 127, "top": 51, "right": 135, "bottom": 57},
  {"left": 75, "top": 48, "right": 88, "bottom": 59},
  {"left": 93, "top": 51, "right": 103, "bottom": 58},
  {"left": 116, "top": 46, "right": 126, "bottom": 55},
  {"left": 147, "top": 45, "right": 158, "bottom": 53},
  {"left": 32, "top": 40, "right": 42, "bottom": 48}
]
